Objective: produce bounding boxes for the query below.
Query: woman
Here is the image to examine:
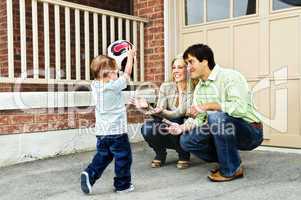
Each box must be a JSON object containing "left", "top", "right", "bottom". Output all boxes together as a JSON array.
[{"left": 131, "top": 55, "right": 193, "bottom": 169}]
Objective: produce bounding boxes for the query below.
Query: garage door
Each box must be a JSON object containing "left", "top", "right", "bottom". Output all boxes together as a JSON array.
[{"left": 177, "top": 0, "right": 301, "bottom": 148}]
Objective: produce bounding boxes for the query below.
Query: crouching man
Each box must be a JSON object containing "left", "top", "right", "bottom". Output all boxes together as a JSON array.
[{"left": 165, "top": 44, "right": 263, "bottom": 182}]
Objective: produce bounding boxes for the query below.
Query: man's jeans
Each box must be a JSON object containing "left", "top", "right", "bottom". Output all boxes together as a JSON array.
[
  {"left": 180, "top": 112, "right": 263, "bottom": 177},
  {"left": 85, "top": 134, "right": 132, "bottom": 191}
]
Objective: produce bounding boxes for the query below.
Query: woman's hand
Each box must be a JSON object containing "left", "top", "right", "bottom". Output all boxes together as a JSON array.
[
  {"left": 145, "top": 107, "right": 163, "bottom": 115},
  {"left": 128, "top": 97, "right": 149, "bottom": 109}
]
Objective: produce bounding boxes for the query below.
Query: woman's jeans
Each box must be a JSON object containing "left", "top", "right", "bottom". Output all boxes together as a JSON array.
[
  {"left": 180, "top": 112, "right": 263, "bottom": 177},
  {"left": 84, "top": 134, "right": 132, "bottom": 191},
  {"left": 141, "top": 117, "right": 190, "bottom": 161}
]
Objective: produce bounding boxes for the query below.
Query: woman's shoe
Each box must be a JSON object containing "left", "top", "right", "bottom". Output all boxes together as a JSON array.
[
  {"left": 151, "top": 159, "right": 164, "bottom": 168},
  {"left": 176, "top": 160, "right": 190, "bottom": 169}
]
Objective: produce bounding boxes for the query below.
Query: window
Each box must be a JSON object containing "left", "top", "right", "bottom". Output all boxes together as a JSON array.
[
  {"left": 184, "top": 0, "right": 258, "bottom": 26},
  {"left": 273, "top": 0, "right": 294, "bottom": 10},
  {"left": 185, "top": 0, "right": 204, "bottom": 25},
  {"left": 234, "top": 0, "right": 256, "bottom": 17},
  {"left": 207, "top": 0, "right": 230, "bottom": 22}
]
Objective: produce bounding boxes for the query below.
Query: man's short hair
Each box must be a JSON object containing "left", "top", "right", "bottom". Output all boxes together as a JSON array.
[
  {"left": 90, "top": 55, "right": 117, "bottom": 79},
  {"left": 183, "top": 44, "right": 216, "bottom": 70}
]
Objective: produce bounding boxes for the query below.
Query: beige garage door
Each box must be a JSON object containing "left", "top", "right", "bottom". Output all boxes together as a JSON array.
[{"left": 177, "top": 0, "right": 301, "bottom": 148}]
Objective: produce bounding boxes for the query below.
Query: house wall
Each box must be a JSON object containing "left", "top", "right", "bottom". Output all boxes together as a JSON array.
[
  {"left": 134, "top": 0, "right": 165, "bottom": 84},
  {"left": 0, "top": 0, "right": 152, "bottom": 136}
]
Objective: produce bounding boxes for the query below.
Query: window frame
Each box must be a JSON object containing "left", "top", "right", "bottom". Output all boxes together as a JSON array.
[
  {"left": 183, "top": 0, "right": 259, "bottom": 27},
  {"left": 270, "top": 0, "right": 301, "bottom": 14}
]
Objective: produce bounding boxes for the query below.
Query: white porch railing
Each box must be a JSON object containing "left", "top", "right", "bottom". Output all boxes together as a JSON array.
[{"left": 2, "top": 0, "right": 148, "bottom": 85}]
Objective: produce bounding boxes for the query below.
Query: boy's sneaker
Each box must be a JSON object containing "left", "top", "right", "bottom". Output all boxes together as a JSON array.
[
  {"left": 80, "top": 171, "right": 92, "bottom": 194},
  {"left": 115, "top": 184, "right": 135, "bottom": 193}
]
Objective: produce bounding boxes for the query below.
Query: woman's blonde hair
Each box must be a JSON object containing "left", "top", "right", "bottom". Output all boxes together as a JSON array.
[{"left": 170, "top": 54, "right": 199, "bottom": 91}]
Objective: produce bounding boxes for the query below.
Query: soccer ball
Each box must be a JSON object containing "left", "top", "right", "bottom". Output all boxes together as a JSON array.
[{"left": 107, "top": 40, "right": 133, "bottom": 70}]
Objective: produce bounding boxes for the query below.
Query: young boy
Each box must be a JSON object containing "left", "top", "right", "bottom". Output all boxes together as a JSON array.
[{"left": 81, "top": 48, "right": 136, "bottom": 194}]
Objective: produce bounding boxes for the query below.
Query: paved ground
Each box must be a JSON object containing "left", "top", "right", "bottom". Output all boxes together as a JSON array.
[{"left": 1, "top": 142, "right": 301, "bottom": 200}]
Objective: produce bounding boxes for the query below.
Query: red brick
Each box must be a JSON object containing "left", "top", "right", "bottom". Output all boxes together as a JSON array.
[{"left": 9, "top": 115, "right": 34, "bottom": 124}]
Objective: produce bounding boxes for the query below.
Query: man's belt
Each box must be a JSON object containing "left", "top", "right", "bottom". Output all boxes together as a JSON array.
[{"left": 250, "top": 122, "right": 263, "bottom": 129}]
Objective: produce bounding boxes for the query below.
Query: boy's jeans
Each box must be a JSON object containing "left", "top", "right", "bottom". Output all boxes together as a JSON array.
[
  {"left": 180, "top": 112, "right": 263, "bottom": 177},
  {"left": 85, "top": 134, "right": 132, "bottom": 191}
]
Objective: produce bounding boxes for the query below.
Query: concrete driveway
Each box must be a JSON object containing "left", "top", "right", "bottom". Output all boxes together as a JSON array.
[{"left": 0, "top": 142, "right": 301, "bottom": 200}]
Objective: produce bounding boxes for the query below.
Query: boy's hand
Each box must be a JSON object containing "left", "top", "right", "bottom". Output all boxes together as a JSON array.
[
  {"left": 124, "top": 46, "right": 136, "bottom": 76},
  {"left": 127, "top": 46, "right": 136, "bottom": 60}
]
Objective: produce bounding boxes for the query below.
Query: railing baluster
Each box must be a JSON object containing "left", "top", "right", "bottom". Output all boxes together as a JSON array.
[
  {"left": 118, "top": 18, "right": 123, "bottom": 40},
  {"left": 140, "top": 22, "right": 144, "bottom": 81},
  {"left": 102, "top": 14, "right": 107, "bottom": 55},
  {"left": 93, "top": 13, "right": 99, "bottom": 57},
  {"left": 110, "top": 16, "right": 115, "bottom": 43},
  {"left": 65, "top": 7, "right": 71, "bottom": 80},
  {"left": 32, "top": 0, "right": 39, "bottom": 79},
  {"left": 133, "top": 21, "right": 138, "bottom": 82},
  {"left": 1, "top": 0, "right": 148, "bottom": 84},
  {"left": 20, "top": 0, "right": 27, "bottom": 78},
  {"left": 125, "top": 19, "right": 130, "bottom": 42},
  {"left": 75, "top": 9, "right": 81, "bottom": 80},
  {"left": 43, "top": 2, "right": 50, "bottom": 79},
  {"left": 55, "top": 4, "right": 61, "bottom": 80},
  {"left": 84, "top": 11, "right": 90, "bottom": 80},
  {"left": 6, "top": 0, "right": 14, "bottom": 79}
]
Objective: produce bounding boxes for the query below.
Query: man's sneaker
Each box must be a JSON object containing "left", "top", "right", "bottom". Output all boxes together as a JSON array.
[
  {"left": 115, "top": 184, "right": 135, "bottom": 193},
  {"left": 80, "top": 171, "right": 92, "bottom": 194}
]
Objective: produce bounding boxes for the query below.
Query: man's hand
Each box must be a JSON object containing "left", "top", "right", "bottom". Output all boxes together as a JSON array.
[
  {"left": 164, "top": 122, "right": 184, "bottom": 135},
  {"left": 186, "top": 105, "right": 206, "bottom": 118}
]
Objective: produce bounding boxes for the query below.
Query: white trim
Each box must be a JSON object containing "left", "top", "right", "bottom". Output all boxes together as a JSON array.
[
  {"left": 19, "top": 0, "right": 27, "bottom": 78},
  {"left": 0, "top": 90, "right": 156, "bottom": 110},
  {"left": 6, "top": 0, "right": 14, "bottom": 79},
  {"left": 0, "top": 124, "right": 144, "bottom": 167},
  {"left": 164, "top": 0, "right": 170, "bottom": 81},
  {"left": 256, "top": 146, "right": 301, "bottom": 154}
]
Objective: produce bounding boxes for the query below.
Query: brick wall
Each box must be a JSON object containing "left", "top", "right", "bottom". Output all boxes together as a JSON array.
[
  {"left": 0, "top": 0, "right": 161, "bottom": 135},
  {"left": 134, "top": 0, "right": 165, "bottom": 84},
  {"left": 0, "top": 1, "right": 8, "bottom": 77}
]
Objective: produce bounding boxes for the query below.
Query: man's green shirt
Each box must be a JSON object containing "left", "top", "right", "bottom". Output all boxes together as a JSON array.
[{"left": 189, "top": 64, "right": 261, "bottom": 127}]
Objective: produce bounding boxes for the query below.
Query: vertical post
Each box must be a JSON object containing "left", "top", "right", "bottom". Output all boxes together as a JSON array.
[
  {"left": 55, "top": 5, "right": 61, "bottom": 80},
  {"left": 19, "top": 0, "right": 27, "bottom": 78},
  {"left": 140, "top": 22, "right": 144, "bottom": 81},
  {"left": 44, "top": 2, "right": 50, "bottom": 79},
  {"left": 32, "top": 0, "right": 39, "bottom": 79},
  {"left": 6, "top": 0, "right": 14, "bottom": 79},
  {"left": 125, "top": 19, "right": 130, "bottom": 42},
  {"left": 102, "top": 15, "right": 107, "bottom": 55},
  {"left": 93, "top": 13, "right": 99, "bottom": 57},
  {"left": 132, "top": 21, "right": 138, "bottom": 82},
  {"left": 65, "top": 7, "right": 71, "bottom": 80},
  {"left": 84, "top": 11, "right": 90, "bottom": 80},
  {"left": 118, "top": 18, "right": 123, "bottom": 40},
  {"left": 75, "top": 9, "right": 81, "bottom": 80},
  {"left": 110, "top": 16, "right": 115, "bottom": 43}
]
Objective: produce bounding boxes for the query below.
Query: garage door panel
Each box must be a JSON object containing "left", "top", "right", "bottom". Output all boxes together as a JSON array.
[
  {"left": 234, "top": 23, "right": 260, "bottom": 78},
  {"left": 270, "top": 17, "right": 300, "bottom": 77},
  {"left": 207, "top": 28, "right": 231, "bottom": 68},
  {"left": 180, "top": 32, "right": 204, "bottom": 52},
  {"left": 270, "top": 79, "right": 300, "bottom": 136}
]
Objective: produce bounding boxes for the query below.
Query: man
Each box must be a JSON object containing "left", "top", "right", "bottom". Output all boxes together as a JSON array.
[{"left": 165, "top": 44, "right": 263, "bottom": 182}]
